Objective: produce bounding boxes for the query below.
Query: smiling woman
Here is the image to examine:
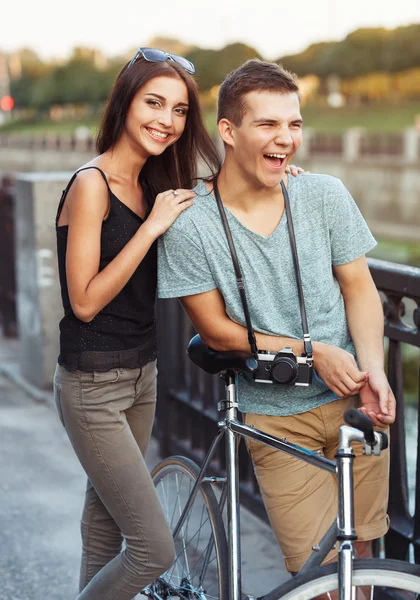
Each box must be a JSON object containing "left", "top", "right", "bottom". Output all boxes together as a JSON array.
[
  {"left": 52, "top": 49, "right": 221, "bottom": 600},
  {"left": 125, "top": 78, "right": 189, "bottom": 153}
]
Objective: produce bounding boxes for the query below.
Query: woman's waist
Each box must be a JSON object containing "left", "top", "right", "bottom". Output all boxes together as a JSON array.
[
  {"left": 58, "top": 335, "right": 157, "bottom": 372},
  {"left": 59, "top": 314, "right": 156, "bottom": 347}
]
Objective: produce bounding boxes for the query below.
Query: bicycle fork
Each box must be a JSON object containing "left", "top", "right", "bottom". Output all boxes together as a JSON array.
[{"left": 336, "top": 425, "right": 366, "bottom": 600}]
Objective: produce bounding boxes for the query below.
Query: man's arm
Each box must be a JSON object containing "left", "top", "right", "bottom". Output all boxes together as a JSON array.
[
  {"left": 180, "top": 288, "right": 368, "bottom": 398},
  {"left": 180, "top": 288, "right": 305, "bottom": 355},
  {"left": 334, "top": 255, "right": 396, "bottom": 425}
]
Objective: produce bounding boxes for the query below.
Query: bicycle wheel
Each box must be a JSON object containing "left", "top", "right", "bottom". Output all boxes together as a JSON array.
[
  {"left": 263, "top": 558, "right": 420, "bottom": 600},
  {"left": 145, "top": 455, "right": 228, "bottom": 599}
]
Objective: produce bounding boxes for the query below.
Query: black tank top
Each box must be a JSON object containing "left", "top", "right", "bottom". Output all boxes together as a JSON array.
[{"left": 56, "top": 166, "right": 157, "bottom": 371}]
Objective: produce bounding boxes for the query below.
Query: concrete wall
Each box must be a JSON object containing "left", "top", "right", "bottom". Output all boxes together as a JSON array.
[
  {"left": 14, "top": 172, "right": 72, "bottom": 389},
  {"left": 0, "top": 147, "right": 93, "bottom": 175}
]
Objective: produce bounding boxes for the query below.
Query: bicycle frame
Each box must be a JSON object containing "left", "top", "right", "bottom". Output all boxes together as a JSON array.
[{"left": 170, "top": 372, "right": 368, "bottom": 600}]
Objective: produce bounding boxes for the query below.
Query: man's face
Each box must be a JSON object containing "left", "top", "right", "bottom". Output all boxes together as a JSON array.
[{"left": 226, "top": 90, "right": 303, "bottom": 189}]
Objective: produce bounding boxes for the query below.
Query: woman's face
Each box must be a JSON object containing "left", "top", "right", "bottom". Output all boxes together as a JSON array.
[{"left": 124, "top": 75, "right": 189, "bottom": 157}]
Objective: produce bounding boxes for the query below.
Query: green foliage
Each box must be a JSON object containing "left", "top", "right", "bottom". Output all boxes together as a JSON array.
[
  {"left": 8, "top": 40, "right": 262, "bottom": 109},
  {"left": 147, "top": 36, "right": 193, "bottom": 57},
  {"left": 279, "top": 41, "right": 338, "bottom": 77},
  {"left": 368, "top": 238, "right": 420, "bottom": 268},
  {"left": 186, "top": 42, "right": 263, "bottom": 91},
  {"left": 9, "top": 48, "right": 51, "bottom": 109},
  {"left": 402, "top": 348, "right": 419, "bottom": 406},
  {"left": 384, "top": 24, "right": 420, "bottom": 72},
  {"left": 185, "top": 48, "right": 219, "bottom": 91},
  {"left": 301, "top": 100, "right": 420, "bottom": 133},
  {"left": 279, "top": 24, "right": 420, "bottom": 79},
  {"left": 7, "top": 23, "right": 420, "bottom": 110},
  {"left": 28, "top": 55, "right": 124, "bottom": 109}
]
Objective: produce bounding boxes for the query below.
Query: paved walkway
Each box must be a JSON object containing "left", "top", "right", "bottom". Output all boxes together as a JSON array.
[{"left": 0, "top": 336, "right": 289, "bottom": 599}]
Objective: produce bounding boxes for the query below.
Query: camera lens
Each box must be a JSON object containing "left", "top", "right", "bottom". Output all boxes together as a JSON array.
[{"left": 271, "top": 357, "right": 298, "bottom": 384}]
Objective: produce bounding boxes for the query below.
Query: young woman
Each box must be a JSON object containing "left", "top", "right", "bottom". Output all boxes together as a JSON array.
[
  {"left": 53, "top": 48, "right": 221, "bottom": 600},
  {"left": 54, "top": 48, "right": 304, "bottom": 600}
]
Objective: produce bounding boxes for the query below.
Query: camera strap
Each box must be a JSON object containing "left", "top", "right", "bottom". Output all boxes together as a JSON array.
[{"left": 213, "top": 178, "right": 313, "bottom": 360}]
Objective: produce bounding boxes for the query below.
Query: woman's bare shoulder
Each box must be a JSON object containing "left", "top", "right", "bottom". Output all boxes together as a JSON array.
[{"left": 65, "top": 166, "right": 110, "bottom": 217}]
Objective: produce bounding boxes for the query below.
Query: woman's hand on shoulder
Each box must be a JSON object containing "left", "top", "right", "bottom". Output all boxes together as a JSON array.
[
  {"left": 285, "top": 164, "right": 310, "bottom": 176},
  {"left": 143, "top": 188, "right": 195, "bottom": 240}
]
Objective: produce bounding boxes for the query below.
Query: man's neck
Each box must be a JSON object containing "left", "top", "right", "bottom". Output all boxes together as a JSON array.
[{"left": 216, "top": 160, "right": 286, "bottom": 212}]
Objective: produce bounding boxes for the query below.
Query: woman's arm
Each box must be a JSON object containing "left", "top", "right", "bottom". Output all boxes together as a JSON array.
[{"left": 66, "top": 170, "right": 194, "bottom": 322}]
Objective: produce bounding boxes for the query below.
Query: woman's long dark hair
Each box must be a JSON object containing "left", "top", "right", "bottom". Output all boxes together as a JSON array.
[{"left": 96, "top": 58, "right": 221, "bottom": 211}]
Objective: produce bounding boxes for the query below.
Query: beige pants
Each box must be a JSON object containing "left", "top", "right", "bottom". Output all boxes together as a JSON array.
[
  {"left": 53, "top": 361, "right": 174, "bottom": 600},
  {"left": 244, "top": 396, "right": 390, "bottom": 572}
]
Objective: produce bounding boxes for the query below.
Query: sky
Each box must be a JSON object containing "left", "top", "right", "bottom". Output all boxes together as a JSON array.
[{"left": 1, "top": 0, "right": 420, "bottom": 61}]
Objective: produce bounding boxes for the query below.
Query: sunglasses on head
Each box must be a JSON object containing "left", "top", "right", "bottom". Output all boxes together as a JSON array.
[{"left": 127, "top": 47, "right": 195, "bottom": 74}]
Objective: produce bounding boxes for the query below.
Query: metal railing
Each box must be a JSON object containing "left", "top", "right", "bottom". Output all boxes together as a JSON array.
[
  {"left": 0, "top": 133, "right": 96, "bottom": 152},
  {"left": 368, "top": 258, "right": 420, "bottom": 562},
  {"left": 155, "top": 258, "right": 420, "bottom": 562},
  {"left": 360, "top": 133, "right": 404, "bottom": 156},
  {"left": 310, "top": 133, "right": 344, "bottom": 155}
]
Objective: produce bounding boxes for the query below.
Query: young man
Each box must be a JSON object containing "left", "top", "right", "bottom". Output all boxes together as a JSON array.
[{"left": 157, "top": 60, "right": 395, "bottom": 572}]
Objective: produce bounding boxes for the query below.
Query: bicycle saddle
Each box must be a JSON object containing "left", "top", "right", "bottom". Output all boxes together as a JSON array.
[{"left": 187, "top": 334, "right": 258, "bottom": 375}]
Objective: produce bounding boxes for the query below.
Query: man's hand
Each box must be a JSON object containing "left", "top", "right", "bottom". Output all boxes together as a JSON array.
[
  {"left": 313, "top": 342, "right": 368, "bottom": 398},
  {"left": 359, "top": 368, "right": 396, "bottom": 426}
]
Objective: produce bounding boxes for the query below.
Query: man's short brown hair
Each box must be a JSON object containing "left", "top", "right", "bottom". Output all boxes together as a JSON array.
[{"left": 217, "top": 59, "right": 299, "bottom": 126}]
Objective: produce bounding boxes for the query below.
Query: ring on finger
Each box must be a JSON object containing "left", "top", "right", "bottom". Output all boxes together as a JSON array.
[{"left": 172, "top": 190, "right": 179, "bottom": 197}]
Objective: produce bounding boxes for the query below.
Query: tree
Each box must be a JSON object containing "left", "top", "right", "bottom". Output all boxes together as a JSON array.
[
  {"left": 186, "top": 42, "right": 262, "bottom": 92},
  {"left": 31, "top": 52, "right": 110, "bottom": 109},
  {"left": 384, "top": 24, "right": 420, "bottom": 72},
  {"left": 279, "top": 41, "right": 337, "bottom": 77},
  {"left": 277, "top": 24, "right": 420, "bottom": 79},
  {"left": 146, "top": 37, "right": 193, "bottom": 57},
  {"left": 9, "top": 48, "right": 50, "bottom": 109},
  {"left": 185, "top": 47, "right": 219, "bottom": 91}
]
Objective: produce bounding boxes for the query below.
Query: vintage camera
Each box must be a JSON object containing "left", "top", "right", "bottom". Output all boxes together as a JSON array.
[{"left": 254, "top": 348, "right": 313, "bottom": 386}]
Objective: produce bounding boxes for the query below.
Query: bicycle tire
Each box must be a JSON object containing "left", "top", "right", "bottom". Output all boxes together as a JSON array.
[
  {"left": 262, "top": 558, "right": 420, "bottom": 600},
  {"left": 147, "top": 455, "right": 229, "bottom": 599}
]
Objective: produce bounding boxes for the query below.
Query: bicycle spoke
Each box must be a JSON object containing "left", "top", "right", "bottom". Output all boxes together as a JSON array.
[
  {"left": 170, "top": 472, "right": 184, "bottom": 530},
  {"left": 172, "top": 533, "right": 219, "bottom": 590},
  {"left": 166, "top": 506, "right": 219, "bottom": 591},
  {"left": 151, "top": 460, "right": 226, "bottom": 600},
  {"left": 194, "top": 502, "right": 206, "bottom": 557},
  {"left": 172, "top": 513, "right": 212, "bottom": 563}
]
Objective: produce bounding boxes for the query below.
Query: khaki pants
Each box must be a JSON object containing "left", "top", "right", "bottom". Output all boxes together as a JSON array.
[
  {"left": 244, "top": 396, "right": 390, "bottom": 572},
  {"left": 53, "top": 361, "right": 174, "bottom": 600}
]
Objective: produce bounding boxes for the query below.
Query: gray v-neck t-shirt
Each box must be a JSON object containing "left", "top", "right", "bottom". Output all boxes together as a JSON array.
[{"left": 158, "top": 174, "right": 376, "bottom": 416}]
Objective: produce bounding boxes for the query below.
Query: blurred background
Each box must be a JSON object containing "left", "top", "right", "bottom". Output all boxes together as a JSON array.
[{"left": 0, "top": 2, "right": 419, "bottom": 590}]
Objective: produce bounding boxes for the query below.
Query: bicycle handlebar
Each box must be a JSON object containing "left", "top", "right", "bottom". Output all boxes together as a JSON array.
[{"left": 344, "top": 408, "right": 377, "bottom": 446}]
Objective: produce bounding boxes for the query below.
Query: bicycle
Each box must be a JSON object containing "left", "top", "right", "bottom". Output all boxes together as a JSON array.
[{"left": 142, "top": 334, "right": 420, "bottom": 599}]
